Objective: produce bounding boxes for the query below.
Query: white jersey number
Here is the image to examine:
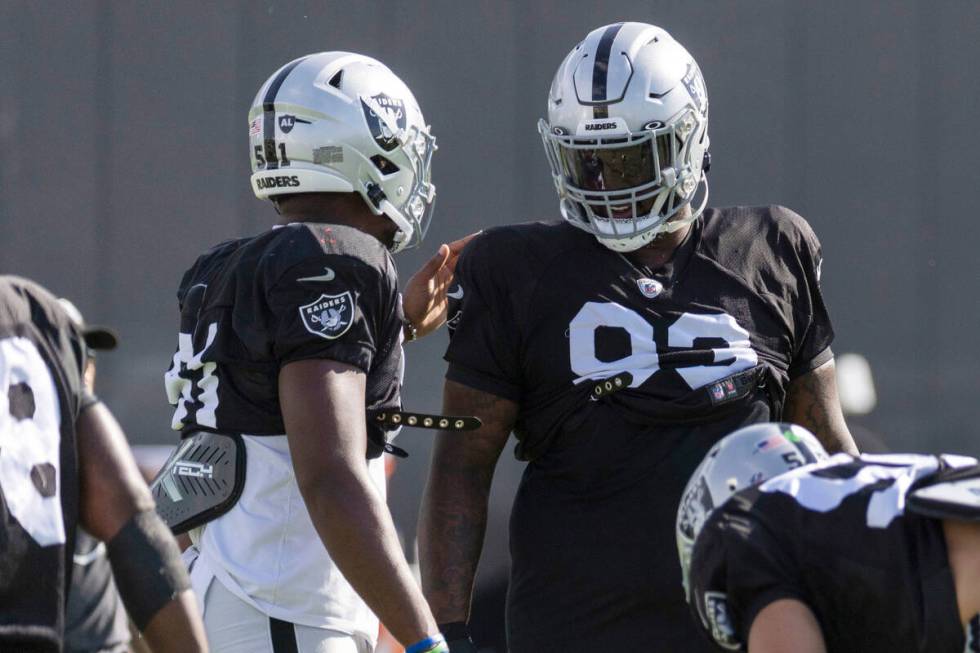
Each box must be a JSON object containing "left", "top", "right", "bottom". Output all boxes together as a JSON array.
[
  {"left": 569, "top": 302, "right": 758, "bottom": 389},
  {"left": 165, "top": 284, "right": 220, "bottom": 430},
  {"left": 760, "top": 454, "right": 946, "bottom": 528},
  {"left": 0, "top": 337, "right": 65, "bottom": 546}
]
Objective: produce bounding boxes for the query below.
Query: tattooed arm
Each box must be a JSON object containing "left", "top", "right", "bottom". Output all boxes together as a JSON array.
[
  {"left": 418, "top": 379, "right": 519, "bottom": 624},
  {"left": 784, "top": 358, "right": 859, "bottom": 455}
]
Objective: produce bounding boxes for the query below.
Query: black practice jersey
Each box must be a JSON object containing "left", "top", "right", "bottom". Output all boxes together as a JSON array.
[
  {"left": 444, "top": 207, "right": 833, "bottom": 652},
  {"left": 0, "top": 276, "right": 93, "bottom": 652},
  {"left": 690, "top": 454, "right": 977, "bottom": 652},
  {"left": 165, "top": 223, "right": 404, "bottom": 458}
]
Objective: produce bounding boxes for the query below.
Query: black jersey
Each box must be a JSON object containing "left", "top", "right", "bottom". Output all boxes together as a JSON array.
[
  {"left": 444, "top": 206, "right": 833, "bottom": 652},
  {"left": 165, "top": 223, "right": 404, "bottom": 458},
  {"left": 0, "top": 276, "right": 93, "bottom": 652},
  {"left": 690, "top": 454, "right": 975, "bottom": 652}
]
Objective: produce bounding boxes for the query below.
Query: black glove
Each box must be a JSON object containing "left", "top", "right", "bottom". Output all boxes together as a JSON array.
[{"left": 440, "top": 622, "right": 477, "bottom": 653}]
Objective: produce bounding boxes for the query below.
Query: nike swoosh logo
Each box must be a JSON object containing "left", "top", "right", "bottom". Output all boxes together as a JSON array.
[
  {"left": 297, "top": 267, "right": 336, "bottom": 283},
  {"left": 447, "top": 286, "right": 464, "bottom": 300}
]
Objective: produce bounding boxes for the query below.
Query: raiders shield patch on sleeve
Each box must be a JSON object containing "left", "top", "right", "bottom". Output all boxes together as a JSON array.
[
  {"left": 703, "top": 592, "right": 740, "bottom": 650},
  {"left": 299, "top": 292, "right": 354, "bottom": 340}
]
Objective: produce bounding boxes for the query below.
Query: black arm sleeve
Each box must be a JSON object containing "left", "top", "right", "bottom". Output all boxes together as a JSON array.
[{"left": 106, "top": 510, "right": 190, "bottom": 630}]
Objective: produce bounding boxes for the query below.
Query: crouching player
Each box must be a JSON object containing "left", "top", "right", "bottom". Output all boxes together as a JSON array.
[
  {"left": 0, "top": 276, "right": 207, "bottom": 652},
  {"left": 677, "top": 422, "right": 980, "bottom": 652}
]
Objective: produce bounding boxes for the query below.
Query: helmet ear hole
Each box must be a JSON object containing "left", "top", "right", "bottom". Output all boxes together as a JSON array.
[{"left": 370, "top": 155, "right": 400, "bottom": 175}]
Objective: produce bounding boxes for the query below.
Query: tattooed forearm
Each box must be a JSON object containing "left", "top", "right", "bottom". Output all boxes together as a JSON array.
[
  {"left": 418, "top": 380, "right": 519, "bottom": 622},
  {"left": 784, "top": 359, "right": 859, "bottom": 455}
]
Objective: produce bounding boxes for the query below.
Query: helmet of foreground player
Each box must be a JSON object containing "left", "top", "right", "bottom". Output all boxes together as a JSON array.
[
  {"left": 675, "top": 423, "right": 828, "bottom": 602},
  {"left": 539, "top": 22, "right": 710, "bottom": 252},
  {"left": 248, "top": 52, "right": 437, "bottom": 253}
]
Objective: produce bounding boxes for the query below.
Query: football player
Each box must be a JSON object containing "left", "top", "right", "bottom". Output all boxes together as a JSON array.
[
  {"left": 58, "top": 299, "right": 132, "bottom": 653},
  {"left": 678, "top": 422, "right": 980, "bottom": 652},
  {"left": 163, "top": 52, "right": 462, "bottom": 653},
  {"left": 418, "top": 22, "right": 858, "bottom": 652},
  {"left": 0, "top": 276, "right": 207, "bottom": 653}
]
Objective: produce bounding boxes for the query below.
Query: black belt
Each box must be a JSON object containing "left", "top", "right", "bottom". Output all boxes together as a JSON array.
[
  {"left": 368, "top": 409, "right": 481, "bottom": 431},
  {"left": 588, "top": 366, "right": 764, "bottom": 407}
]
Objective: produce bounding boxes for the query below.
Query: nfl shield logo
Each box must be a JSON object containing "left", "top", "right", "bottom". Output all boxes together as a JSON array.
[
  {"left": 299, "top": 292, "right": 354, "bottom": 340},
  {"left": 710, "top": 383, "right": 726, "bottom": 401},
  {"left": 637, "top": 277, "right": 663, "bottom": 298}
]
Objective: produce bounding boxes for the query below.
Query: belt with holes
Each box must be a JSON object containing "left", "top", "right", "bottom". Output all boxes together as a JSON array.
[
  {"left": 590, "top": 372, "right": 634, "bottom": 400},
  {"left": 368, "top": 410, "right": 482, "bottom": 431}
]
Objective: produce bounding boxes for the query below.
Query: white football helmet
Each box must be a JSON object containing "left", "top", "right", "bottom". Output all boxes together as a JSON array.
[
  {"left": 539, "top": 22, "right": 710, "bottom": 252},
  {"left": 675, "top": 423, "right": 829, "bottom": 602},
  {"left": 249, "top": 52, "right": 436, "bottom": 253}
]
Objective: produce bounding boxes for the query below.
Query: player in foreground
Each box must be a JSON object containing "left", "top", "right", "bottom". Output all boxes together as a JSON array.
[
  {"left": 58, "top": 299, "right": 131, "bottom": 653},
  {"left": 0, "top": 276, "right": 207, "bottom": 652},
  {"left": 419, "top": 21, "right": 856, "bottom": 652},
  {"left": 160, "top": 52, "right": 462, "bottom": 653},
  {"left": 677, "top": 422, "right": 980, "bottom": 652}
]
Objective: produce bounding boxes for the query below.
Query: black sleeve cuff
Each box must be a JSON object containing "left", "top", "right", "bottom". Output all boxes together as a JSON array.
[
  {"left": 740, "top": 587, "right": 810, "bottom": 643},
  {"left": 788, "top": 346, "right": 833, "bottom": 379},
  {"left": 278, "top": 347, "right": 373, "bottom": 375},
  {"left": 446, "top": 363, "right": 521, "bottom": 403},
  {"left": 78, "top": 392, "right": 100, "bottom": 414}
]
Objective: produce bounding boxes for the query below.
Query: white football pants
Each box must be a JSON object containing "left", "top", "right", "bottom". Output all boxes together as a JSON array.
[{"left": 200, "top": 577, "right": 372, "bottom": 653}]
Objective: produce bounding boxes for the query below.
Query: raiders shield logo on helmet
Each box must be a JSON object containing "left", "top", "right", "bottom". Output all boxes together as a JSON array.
[
  {"left": 360, "top": 93, "right": 406, "bottom": 151},
  {"left": 677, "top": 476, "right": 714, "bottom": 541},
  {"left": 299, "top": 292, "right": 354, "bottom": 340}
]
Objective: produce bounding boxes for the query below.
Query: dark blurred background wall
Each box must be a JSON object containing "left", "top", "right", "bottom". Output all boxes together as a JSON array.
[{"left": 2, "top": 1, "right": 978, "bottom": 635}]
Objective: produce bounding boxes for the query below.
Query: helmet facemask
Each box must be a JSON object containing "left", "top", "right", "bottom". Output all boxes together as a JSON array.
[
  {"left": 540, "top": 22, "right": 711, "bottom": 252},
  {"left": 363, "top": 120, "right": 437, "bottom": 253},
  {"left": 540, "top": 106, "right": 708, "bottom": 252}
]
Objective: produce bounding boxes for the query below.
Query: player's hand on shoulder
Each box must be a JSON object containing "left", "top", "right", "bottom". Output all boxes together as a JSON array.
[{"left": 403, "top": 232, "right": 480, "bottom": 339}]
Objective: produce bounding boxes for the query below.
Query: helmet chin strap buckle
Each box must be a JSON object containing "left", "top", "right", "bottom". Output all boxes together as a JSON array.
[
  {"left": 366, "top": 182, "right": 387, "bottom": 209},
  {"left": 661, "top": 167, "right": 678, "bottom": 188}
]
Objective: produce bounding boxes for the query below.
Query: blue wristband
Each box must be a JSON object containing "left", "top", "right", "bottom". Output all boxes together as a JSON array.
[{"left": 406, "top": 633, "right": 447, "bottom": 653}]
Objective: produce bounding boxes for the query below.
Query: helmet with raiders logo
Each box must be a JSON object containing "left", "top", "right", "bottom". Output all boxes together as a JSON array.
[
  {"left": 675, "top": 423, "right": 829, "bottom": 602},
  {"left": 539, "top": 22, "right": 710, "bottom": 252},
  {"left": 249, "top": 52, "right": 436, "bottom": 253}
]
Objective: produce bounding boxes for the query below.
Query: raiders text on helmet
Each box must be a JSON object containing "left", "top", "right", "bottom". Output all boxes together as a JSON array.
[
  {"left": 540, "top": 22, "right": 710, "bottom": 252},
  {"left": 248, "top": 52, "right": 436, "bottom": 252},
  {"left": 675, "top": 423, "right": 829, "bottom": 603}
]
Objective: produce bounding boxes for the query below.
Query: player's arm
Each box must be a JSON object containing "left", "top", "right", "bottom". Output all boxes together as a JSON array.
[
  {"left": 418, "top": 380, "right": 518, "bottom": 629},
  {"left": 76, "top": 402, "right": 208, "bottom": 653},
  {"left": 403, "top": 233, "right": 479, "bottom": 339},
  {"left": 279, "top": 358, "right": 441, "bottom": 649},
  {"left": 747, "top": 599, "right": 826, "bottom": 653},
  {"left": 784, "top": 358, "right": 858, "bottom": 455}
]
